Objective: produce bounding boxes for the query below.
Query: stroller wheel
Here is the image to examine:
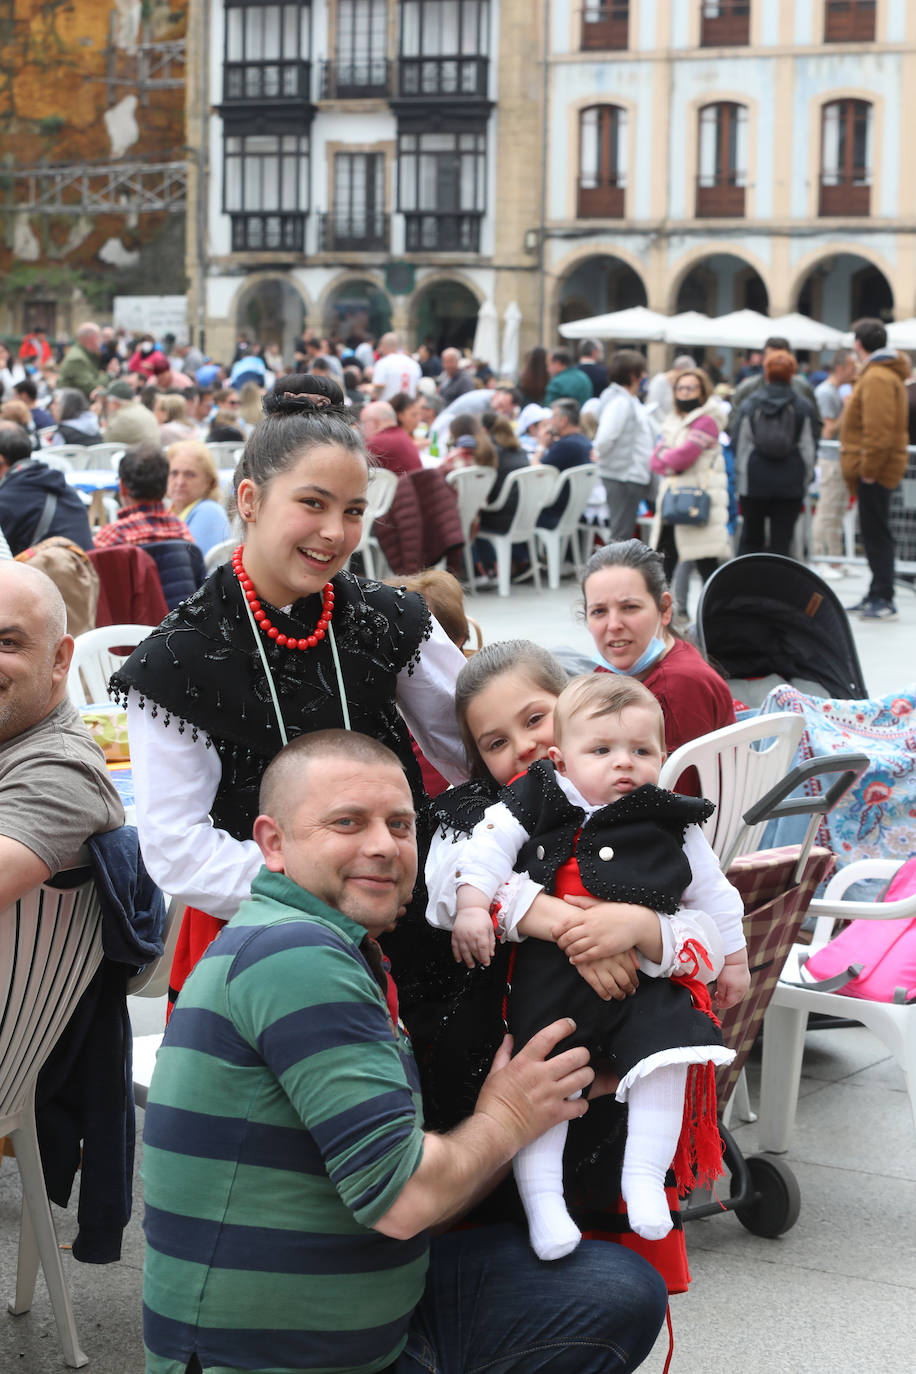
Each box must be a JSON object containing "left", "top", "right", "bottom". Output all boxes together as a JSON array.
[{"left": 732, "top": 1153, "right": 801, "bottom": 1237}]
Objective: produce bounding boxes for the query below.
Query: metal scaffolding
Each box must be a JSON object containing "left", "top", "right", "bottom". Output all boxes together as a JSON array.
[{"left": 10, "top": 161, "right": 188, "bottom": 215}]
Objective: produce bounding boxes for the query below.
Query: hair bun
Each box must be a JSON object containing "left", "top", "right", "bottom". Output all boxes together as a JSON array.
[{"left": 263, "top": 372, "right": 348, "bottom": 419}]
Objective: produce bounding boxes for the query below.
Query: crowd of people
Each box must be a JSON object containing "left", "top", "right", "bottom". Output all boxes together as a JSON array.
[{"left": 0, "top": 309, "right": 912, "bottom": 1371}]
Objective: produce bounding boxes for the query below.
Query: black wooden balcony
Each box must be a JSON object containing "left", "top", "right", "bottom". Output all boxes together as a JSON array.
[
  {"left": 319, "top": 211, "right": 389, "bottom": 252},
  {"left": 230, "top": 212, "right": 306, "bottom": 252},
  {"left": 223, "top": 60, "right": 311, "bottom": 104},
  {"left": 403, "top": 212, "right": 482, "bottom": 253},
  {"left": 319, "top": 59, "right": 390, "bottom": 100},
  {"left": 397, "top": 56, "right": 488, "bottom": 100}
]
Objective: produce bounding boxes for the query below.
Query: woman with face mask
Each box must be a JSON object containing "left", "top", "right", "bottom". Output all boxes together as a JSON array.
[
  {"left": 581, "top": 539, "right": 736, "bottom": 789},
  {"left": 648, "top": 367, "right": 732, "bottom": 585}
]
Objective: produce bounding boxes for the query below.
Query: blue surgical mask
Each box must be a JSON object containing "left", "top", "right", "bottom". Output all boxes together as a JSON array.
[{"left": 592, "top": 624, "right": 667, "bottom": 677}]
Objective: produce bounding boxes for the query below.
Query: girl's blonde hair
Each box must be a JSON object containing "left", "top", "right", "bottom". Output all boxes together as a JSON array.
[{"left": 455, "top": 639, "right": 568, "bottom": 778}]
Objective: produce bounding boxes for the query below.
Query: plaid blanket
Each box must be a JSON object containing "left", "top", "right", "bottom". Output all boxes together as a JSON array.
[{"left": 716, "top": 845, "right": 836, "bottom": 1106}]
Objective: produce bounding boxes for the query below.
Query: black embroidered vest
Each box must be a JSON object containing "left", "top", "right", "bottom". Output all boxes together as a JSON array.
[
  {"left": 110, "top": 566, "right": 431, "bottom": 841},
  {"left": 503, "top": 762, "right": 715, "bottom": 914}
]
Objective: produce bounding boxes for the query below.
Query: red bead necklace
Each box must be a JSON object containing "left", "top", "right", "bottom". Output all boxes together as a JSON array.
[{"left": 232, "top": 545, "right": 334, "bottom": 651}]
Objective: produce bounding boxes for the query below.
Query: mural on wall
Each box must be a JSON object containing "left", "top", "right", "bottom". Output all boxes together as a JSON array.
[{"left": 0, "top": 1, "right": 188, "bottom": 332}]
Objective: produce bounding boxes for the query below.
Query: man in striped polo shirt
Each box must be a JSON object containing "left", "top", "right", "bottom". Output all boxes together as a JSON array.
[{"left": 141, "top": 730, "right": 609, "bottom": 1374}]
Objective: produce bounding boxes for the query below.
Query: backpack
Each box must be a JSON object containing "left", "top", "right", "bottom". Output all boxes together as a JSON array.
[
  {"left": 748, "top": 396, "right": 803, "bottom": 461},
  {"left": 802, "top": 856, "right": 916, "bottom": 1004},
  {"left": 15, "top": 536, "right": 100, "bottom": 636}
]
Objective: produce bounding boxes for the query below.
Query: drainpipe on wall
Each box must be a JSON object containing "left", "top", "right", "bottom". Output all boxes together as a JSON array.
[
  {"left": 195, "top": 0, "right": 210, "bottom": 350},
  {"left": 536, "top": 0, "right": 550, "bottom": 343}
]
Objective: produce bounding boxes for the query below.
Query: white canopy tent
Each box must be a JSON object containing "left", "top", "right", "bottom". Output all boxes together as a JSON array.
[{"left": 559, "top": 306, "right": 669, "bottom": 342}]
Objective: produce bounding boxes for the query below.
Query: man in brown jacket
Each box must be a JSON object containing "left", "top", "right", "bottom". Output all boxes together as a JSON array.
[{"left": 840, "top": 318, "right": 910, "bottom": 620}]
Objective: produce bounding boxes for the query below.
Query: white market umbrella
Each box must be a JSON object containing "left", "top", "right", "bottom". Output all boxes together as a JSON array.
[
  {"left": 662, "top": 312, "right": 711, "bottom": 345},
  {"left": 499, "top": 300, "right": 522, "bottom": 378},
  {"left": 472, "top": 298, "right": 499, "bottom": 368},
  {"left": 665, "top": 309, "right": 772, "bottom": 349},
  {"left": 766, "top": 313, "right": 847, "bottom": 351},
  {"left": 559, "top": 306, "right": 669, "bottom": 342},
  {"left": 886, "top": 318, "right": 916, "bottom": 350}
]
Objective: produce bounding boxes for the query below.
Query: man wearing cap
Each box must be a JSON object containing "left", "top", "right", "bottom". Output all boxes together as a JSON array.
[
  {"left": 103, "top": 381, "right": 161, "bottom": 448},
  {"left": 360, "top": 401, "right": 423, "bottom": 476}
]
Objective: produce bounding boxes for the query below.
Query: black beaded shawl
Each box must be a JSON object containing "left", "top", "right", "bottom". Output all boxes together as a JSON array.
[
  {"left": 110, "top": 565, "right": 431, "bottom": 841},
  {"left": 504, "top": 763, "right": 715, "bottom": 914}
]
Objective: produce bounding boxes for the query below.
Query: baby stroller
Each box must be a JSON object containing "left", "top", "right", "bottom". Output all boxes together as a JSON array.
[{"left": 695, "top": 554, "right": 868, "bottom": 705}]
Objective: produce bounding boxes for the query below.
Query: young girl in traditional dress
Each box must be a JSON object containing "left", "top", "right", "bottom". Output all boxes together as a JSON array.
[{"left": 429, "top": 670, "right": 749, "bottom": 1261}]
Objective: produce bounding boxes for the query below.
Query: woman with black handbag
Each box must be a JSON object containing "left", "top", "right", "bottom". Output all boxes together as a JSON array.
[{"left": 649, "top": 367, "right": 731, "bottom": 583}]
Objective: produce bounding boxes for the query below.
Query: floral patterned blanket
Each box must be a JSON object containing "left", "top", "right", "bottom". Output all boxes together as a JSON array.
[{"left": 761, "top": 684, "right": 916, "bottom": 866}]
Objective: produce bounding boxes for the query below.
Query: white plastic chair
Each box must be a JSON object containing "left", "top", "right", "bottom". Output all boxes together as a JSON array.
[
  {"left": 349, "top": 467, "right": 398, "bottom": 579},
  {"left": 479, "top": 464, "right": 558, "bottom": 597},
  {"left": 658, "top": 713, "right": 805, "bottom": 869},
  {"left": 534, "top": 464, "right": 599, "bottom": 589},
  {"left": 1, "top": 872, "right": 105, "bottom": 1368},
  {"left": 759, "top": 858, "right": 916, "bottom": 1153},
  {"left": 85, "top": 443, "right": 125, "bottom": 469},
  {"left": 129, "top": 893, "right": 186, "bottom": 1108},
  {"left": 41, "top": 452, "right": 73, "bottom": 474},
  {"left": 68, "top": 624, "right": 154, "bottom": 708},
  {"left": 207, "top": 441, "right": 245, "bottom": 468},
  {"left": 445, "top": 465, "right": 496, "bottom": 590},
  {"left": 43, "top": 444, "right": 95, "bottom": 471},
  {"left": 204, "top": 537, "right": 236, "bottom": 572}
]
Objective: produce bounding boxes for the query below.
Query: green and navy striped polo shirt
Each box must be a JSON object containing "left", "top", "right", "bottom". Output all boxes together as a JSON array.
[{"left": 142, "top": 868, "right": 427, "bottom": 1374}]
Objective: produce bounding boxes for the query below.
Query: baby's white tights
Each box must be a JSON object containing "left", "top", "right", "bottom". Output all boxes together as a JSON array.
[
  {"left": 620, "top": 1062, "right": 689, "bottom": 1241},
  {"left": 514, "top": 1063, "right": 689, "bottom": 1259}
]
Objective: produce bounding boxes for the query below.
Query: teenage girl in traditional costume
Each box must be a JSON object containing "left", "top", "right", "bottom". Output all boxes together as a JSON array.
[{"left": 112, "top": 374, "right": 467, "bottom": 1011}]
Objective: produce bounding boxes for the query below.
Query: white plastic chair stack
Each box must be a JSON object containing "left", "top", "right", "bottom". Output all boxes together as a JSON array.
[
  {"left": 480, "top": 464, "right": 558, "bottom": 597},
  {"left": 534, "top": 463, "right": 599, "bottom": 589},
  {"left": 68, "top": 624, "right": 155, "bottom": 709},
  {"left": 349, "top": 467, "right": 398, "bottom": 579},
  {"left": 759, "top": 858, "right": 916, "bottom": 1153},
  {"left": 0, "top": 874, "right": 105, "bottom": 1368},
  {"left": 445, "top": 465, "right": 496, "bottom": 590}
]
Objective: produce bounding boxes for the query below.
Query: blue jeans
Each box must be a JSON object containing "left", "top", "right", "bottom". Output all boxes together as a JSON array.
[{"left": 396, "top": 1224, "right": 667, "bottom": 1373}]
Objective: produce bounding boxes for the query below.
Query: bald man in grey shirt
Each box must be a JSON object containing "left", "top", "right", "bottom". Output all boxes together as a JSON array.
[{"left": 0, "top": 561, "right": 123, "bottom": 909}]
